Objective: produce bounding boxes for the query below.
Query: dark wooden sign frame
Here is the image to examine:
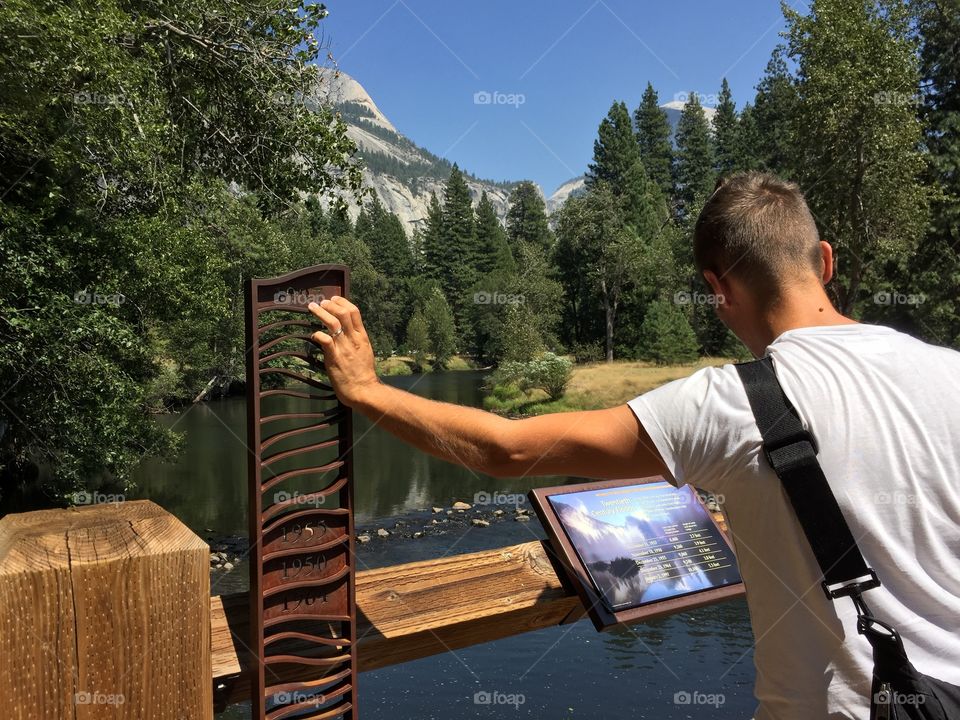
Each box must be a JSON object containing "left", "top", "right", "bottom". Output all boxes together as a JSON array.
[
  {"left": 529, "top": 476, "right": 745, "bottom": 632},
  {"left": 244, "top": 264, "right": 357, "bottom": 720}
]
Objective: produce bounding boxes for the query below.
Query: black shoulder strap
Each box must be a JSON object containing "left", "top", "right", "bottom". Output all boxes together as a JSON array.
[{"left": 735, "top": 356, "right": 880, "bottom": 600}]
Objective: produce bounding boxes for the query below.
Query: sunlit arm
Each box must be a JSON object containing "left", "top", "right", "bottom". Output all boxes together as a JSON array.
[
  {"left": 307, "top": 296, "right": 668, "bottom": 480},
  {"left": 352, "top": 382, "right": 665, "bottom": 479}
]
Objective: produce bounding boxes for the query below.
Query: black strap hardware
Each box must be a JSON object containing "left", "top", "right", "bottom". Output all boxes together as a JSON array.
[
  {"left": 822, "top": 569, "right": 881, "bottom": 601},
  {"left": 735, "top": 356, "right": 881, "bottom": 603}
]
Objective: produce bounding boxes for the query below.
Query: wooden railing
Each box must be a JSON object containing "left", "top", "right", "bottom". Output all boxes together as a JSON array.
[{"left": 0, "top": 500, "right": 741, "bottom": 717}]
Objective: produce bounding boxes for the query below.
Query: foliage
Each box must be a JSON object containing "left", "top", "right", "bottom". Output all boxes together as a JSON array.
[
  {"left": 785, "top": 0, "right": 930, "bottom": 314},
  {"left": 493, "top": 353, "right": 573, "bottom": 402},
  {"left": 638, "top": 300, "right": 700, "bottom": 365}
]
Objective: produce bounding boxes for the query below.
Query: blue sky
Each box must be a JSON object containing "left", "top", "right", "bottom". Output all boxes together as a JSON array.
[{"left": 322, "top": 0, "right": 797, "bottom": 193}]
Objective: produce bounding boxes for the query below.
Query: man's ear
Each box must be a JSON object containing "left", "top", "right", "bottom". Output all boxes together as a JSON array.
[
  {"left": 819, "top": 241, "right": 834, "bottom": 284},
  {"left": 703, "top": 269, "right": 730, "bottom": 308}
]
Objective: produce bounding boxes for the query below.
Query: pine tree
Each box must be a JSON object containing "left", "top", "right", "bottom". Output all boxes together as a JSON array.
[
  {"left": 440, "top": 165, "right": 477, "bottom": 336},
  {"left": 634, "top": 83, "right": 674, "bottom": 200},
  {"left": 422, "top": 193, "right": 445, "bottom": 282},
  {"left": 505, "top": 181, "right": 553, "bottom": 253},
  {"left": 737, "top": 102, "right": 763, "bottom": 171},
  {"left": 355, "top": 196, "right": 414, "bottom": 278},
  {"left": 674, "top": 93, "right": 716, "bottom": 217},
  {"left": 586, "top": 100, "right": 641, "bottom": 192},
  {"left": 638, "top": 300, "right": 700, "bottom": 365},
  {"left": 753, "top": 46, "right": 798, "bottom": 174},
  {"left": 620, "top": 159, "right": 668, "bottom": 238},
  {"left": 713, "top": 78, "right": 742, "bottom": 175},
  {"left": 474, "top": 192, "right": 511, "bottom": 276},
  {"left": 327, "top": 203, "right": 354, "bottom": 239}
]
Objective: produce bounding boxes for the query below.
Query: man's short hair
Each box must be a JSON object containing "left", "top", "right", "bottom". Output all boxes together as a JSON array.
[{"left": 693, "top": 172, "right": 822, "bottom": 297}]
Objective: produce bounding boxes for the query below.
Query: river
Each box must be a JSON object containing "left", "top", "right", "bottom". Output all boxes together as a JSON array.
[{"left": 131, "top": 370, "right": 757, "bottom": 719}]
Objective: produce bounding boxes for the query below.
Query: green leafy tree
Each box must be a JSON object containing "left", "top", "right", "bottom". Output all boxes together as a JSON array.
[
  {"left": 556, "top": 183, "right": 651, "bottom": 361},
  {"left": 424, "top": 288, "right": 457, "bottom": 367},
  {"left": 0, "top": 0, "right": 362, "bottom": 501},
  {"left": 673, "top": 93, "right": 716, "bottom": 217},
  {"left": 405, "top": 311, "right": 431, "bottom": 372},
  {"left": 785, "top": 0, "right": 931, "bottom": 314},
  {"left": 634, "top": 83, "right": 675, "bottom": 199}
]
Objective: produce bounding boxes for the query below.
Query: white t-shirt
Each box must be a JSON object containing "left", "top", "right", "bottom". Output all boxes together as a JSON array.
[{"left": 628, "top": 323, "right": 960, "bottom": 720}]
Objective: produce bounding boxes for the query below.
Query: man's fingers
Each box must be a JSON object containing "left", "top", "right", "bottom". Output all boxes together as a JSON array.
[
  {"left": 311, "top": 329, "right": 335, "bottom": 351},
  {"left": 330, "top": 296, "right": 366, "bottom": 337},
  {"left": 308, "top": 301, "right": 343, "bottom": 336}
]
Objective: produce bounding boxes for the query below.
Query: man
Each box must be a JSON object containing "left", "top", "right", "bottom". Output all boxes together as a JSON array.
[{"left": 307, "top": 172, "right": 960, "bottom": 719}]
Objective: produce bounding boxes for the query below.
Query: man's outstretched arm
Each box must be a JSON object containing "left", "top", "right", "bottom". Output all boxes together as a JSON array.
[{"left": 308, "top": 297, "right": 668, "bottom": 480}]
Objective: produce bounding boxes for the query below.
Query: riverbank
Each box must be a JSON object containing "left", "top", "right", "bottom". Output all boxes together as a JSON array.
[{"left": 484, "top": 357, "right": 732, "bottom": 415}]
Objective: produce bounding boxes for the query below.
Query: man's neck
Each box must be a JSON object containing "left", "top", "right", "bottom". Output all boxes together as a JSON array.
[{"left": 748, "top": 285, "right": 856, "bottom": 357}]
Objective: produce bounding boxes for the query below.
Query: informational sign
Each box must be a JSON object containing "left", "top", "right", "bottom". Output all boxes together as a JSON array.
[
  {"left": 530, "top": 477, "right": 744, "bottom": 631},
  {"left": 244, "top": 265, "right": 357, "bottom": 720}
]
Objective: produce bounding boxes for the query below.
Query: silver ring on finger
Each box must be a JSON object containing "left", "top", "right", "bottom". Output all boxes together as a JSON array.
[{"left": 329, "top": 327, "right": 344, "bottom": 340}]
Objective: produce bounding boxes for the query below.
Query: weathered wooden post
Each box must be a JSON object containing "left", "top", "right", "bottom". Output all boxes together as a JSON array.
[{"left": 0, "top": 500, "right": 212, "bottom": 720}]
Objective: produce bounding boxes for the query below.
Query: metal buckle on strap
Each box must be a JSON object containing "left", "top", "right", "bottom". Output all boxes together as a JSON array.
[{"left": 821, "top": 569, "right": 881, "bottom": 600}]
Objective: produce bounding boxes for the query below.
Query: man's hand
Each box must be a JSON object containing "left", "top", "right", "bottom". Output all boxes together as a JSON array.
[{"left": 307, "top": 297, "right": 380, "bottom": 408}]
